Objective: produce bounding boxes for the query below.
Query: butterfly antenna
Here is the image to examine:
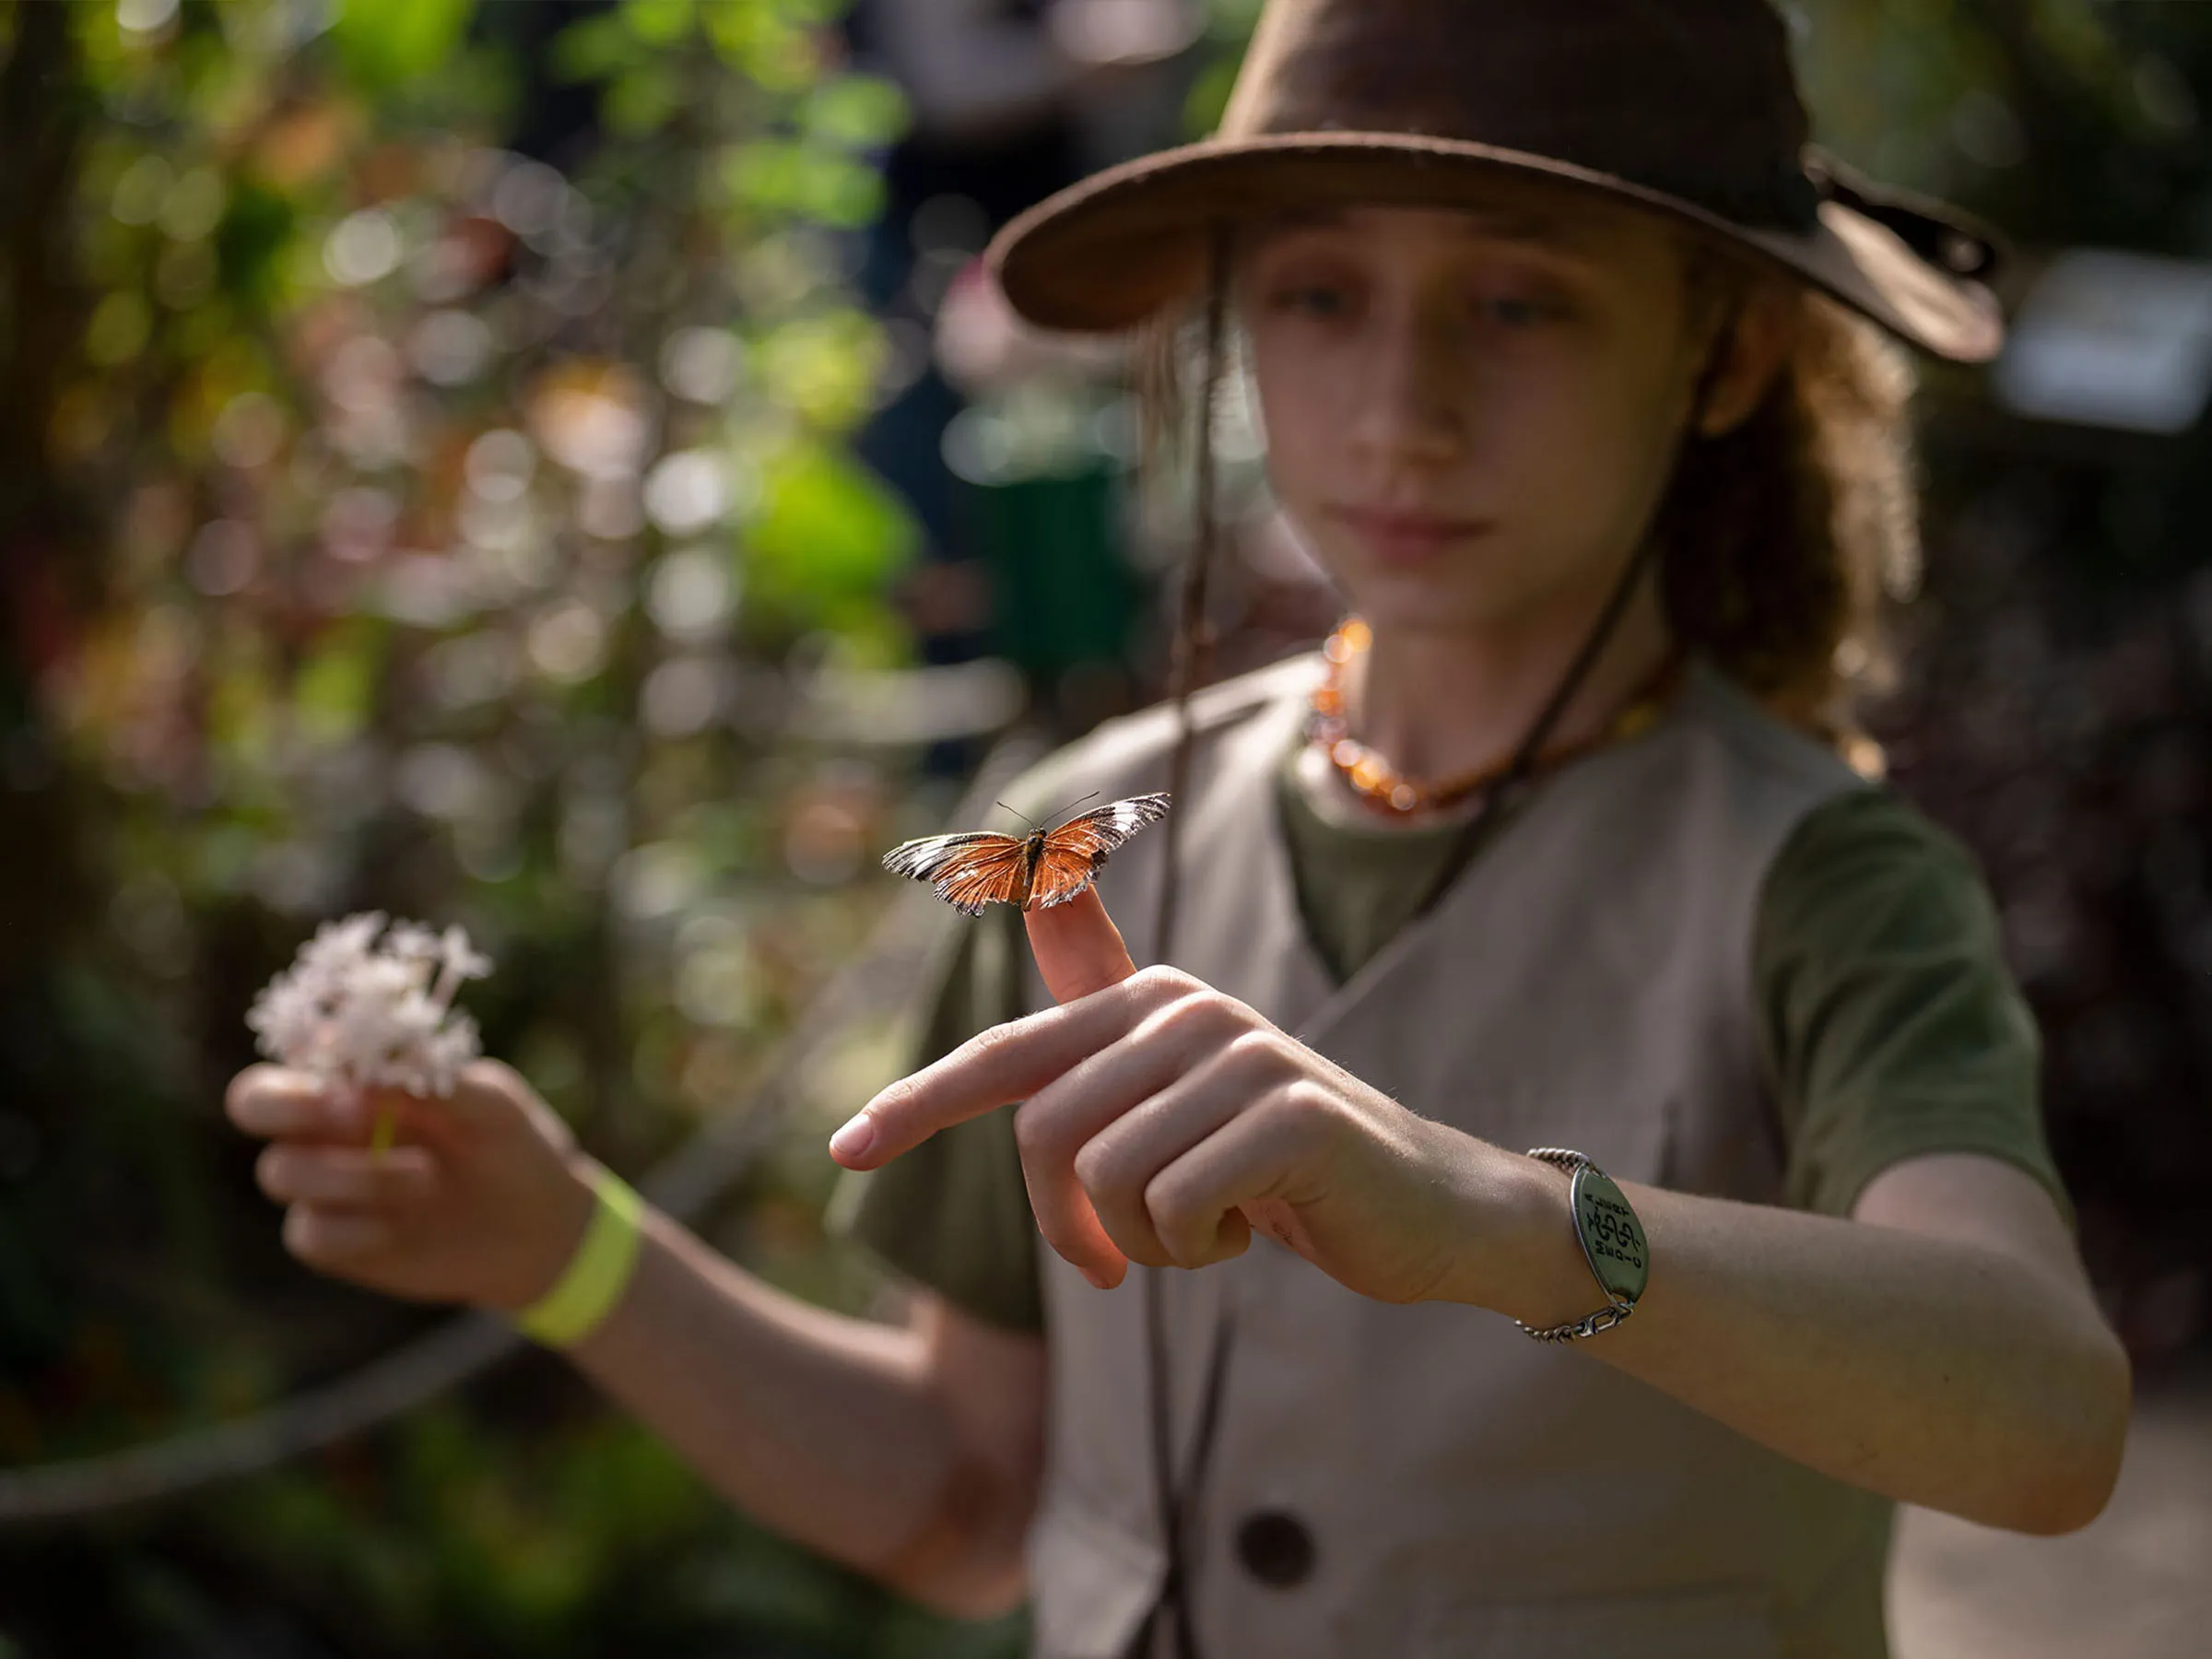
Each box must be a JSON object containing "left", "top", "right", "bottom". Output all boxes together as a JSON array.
[
  {"left": 1042, "top": 790, "right": 1100, "bottom": 828},
  {"left": 995, "top": 799, "right": 1041, "bottom": 832}
]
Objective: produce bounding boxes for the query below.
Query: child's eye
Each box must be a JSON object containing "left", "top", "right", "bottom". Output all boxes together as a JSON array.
[
  {"left": 1271, "top": 282, "right": 1355, "bottom": 318},
  {"left": 1474, "top": 293, "right": 1553, "bottom": 328},
  {"left": 1470, "top": 281, "right": 1571, "bottom": 329}
]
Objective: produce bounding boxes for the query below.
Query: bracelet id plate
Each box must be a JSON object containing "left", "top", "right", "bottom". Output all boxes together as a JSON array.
[
  {"left": 1517, "top": 1148, "right": 1649, "bottom": 1342},
  {"left": 1570, "top": 1162, "right": 1649, "bottom": 1306}
]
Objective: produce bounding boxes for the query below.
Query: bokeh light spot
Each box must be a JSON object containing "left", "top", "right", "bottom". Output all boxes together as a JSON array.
[
  {"left": 528, "top": 602, "right": 607, "bottom": 683},
  {"left": 185, "top": 520, "right": 260, "bottom": 596},
  {"left": 324, "top": 208, "right": 404, "bottom": 287},
  {"left": 660, "top": 326, "right": 748, "bottom": 405},
  {"left": 646, "top": 547, "right": 737, "bottom": 642},
  {"left": 643, "top": 450, "right": 729, "bottom": 535}
]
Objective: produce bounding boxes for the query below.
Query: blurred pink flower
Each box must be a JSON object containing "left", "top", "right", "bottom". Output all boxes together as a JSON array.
[{"left": 246, "top": 911, "right": 492, "bottom": 1097}]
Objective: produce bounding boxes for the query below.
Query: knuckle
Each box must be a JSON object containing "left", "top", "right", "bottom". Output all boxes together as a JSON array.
[
  {"left": 1263, "top": 1083, "right": 1339, "bottom": 1149},
  {"left": 1183, "top": 989, "right": 1244, "bottom": 1034},
  {"left": 1011, "top": 1100, "right": 1065, "bottom": 1162},
  {"left": 870, "top": 1077, "right": 918, "bottom": 1122},
  {"left": 964, "top": 1022, "right": 1022, "bottom": 1068},
  {"left": 1221, "top": 1028, "right": 1286, "bottom": 1075},
  {"left": 1139, "top": 993, "right": 1213, "bottom": 1045},
  {"left": 1014, "top": 1101, "right": 1092, "bottom": 1171},
  {"left": 1139, "top": 990, "right": 1242, "bottom": 1058},
  {"left": 1128, "top": 963, "right": 1194, "bottom": 1002},
  {"left": 1070, "top": 1135, "right": 1125, "bottom": 1196},
  {"left": 1142, "top": 1173, "right": 1205, "bottom": 1265}
]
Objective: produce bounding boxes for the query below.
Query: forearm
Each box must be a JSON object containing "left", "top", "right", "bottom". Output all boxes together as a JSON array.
[
  {"left": 1455, "top": 1153, "right": 2131, "bottom": 1534},
  {"left": 559, "top": 1206, "right": 1018, "bottom": 1611}
]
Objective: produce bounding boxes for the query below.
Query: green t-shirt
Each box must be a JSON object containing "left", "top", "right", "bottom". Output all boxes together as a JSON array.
[{"left": 838, "top": 743, "right": 2066, "bottom": 1334}]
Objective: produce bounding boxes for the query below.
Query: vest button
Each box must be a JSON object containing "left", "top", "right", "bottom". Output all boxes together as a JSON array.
[{"left": 1234, "top": 1509, "right": 1316, "bottom": 1588}]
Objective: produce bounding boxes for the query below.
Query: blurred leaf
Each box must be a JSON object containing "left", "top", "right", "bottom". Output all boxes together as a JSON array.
[
  {"left": 804, "top": 74, "right": 910, "bottom": 150},
  {"left": 723, "top": 138, "right": 884, "bottom": 225},
  {"left": 213, "top": 181, "right": 297, "bottom": 310},
  {"left": 331, "top": 0, "right": 473, "bottom": 93},
  {"left": 621, "top": 0, "right": 697, "bottom": 48},
  {"left": 551, "top": 8, "right": 642, "bottom": 83},
  {"left": 747, "top": 441, "right": 917, "bottom": 627},
  {"left": 759, "top": 308, "right": 887, "bottom": 428},
  {"left": 293, "top": 622, "right": 383, "bottom": 744},
  {"left": 604, "top": 62, "right": 684, "bottom": 135}
]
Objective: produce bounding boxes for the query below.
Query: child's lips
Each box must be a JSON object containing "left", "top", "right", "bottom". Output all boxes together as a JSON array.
[{"left": 1329, "top": 504, "right": 1493, "bottom": 563}]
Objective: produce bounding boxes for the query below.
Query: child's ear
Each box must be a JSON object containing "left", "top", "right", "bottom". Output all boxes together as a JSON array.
[{"left": 1692, "top": 278, "right": 1799, "bottom": 439}]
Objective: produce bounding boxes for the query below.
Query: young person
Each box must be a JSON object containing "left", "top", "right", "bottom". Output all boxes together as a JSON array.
[{"left": 227, "top": 4, "right": 2130, "bottom": 1655}]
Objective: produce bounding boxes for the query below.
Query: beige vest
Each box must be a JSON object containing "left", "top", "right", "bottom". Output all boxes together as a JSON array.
[{"left": 1009, "top": 653, "right": 1888, "bottom": 1659}]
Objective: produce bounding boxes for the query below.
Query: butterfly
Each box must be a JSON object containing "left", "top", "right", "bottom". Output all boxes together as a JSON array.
[{"left": 882, "top": 793, "right": 1171, "bottom": 916}]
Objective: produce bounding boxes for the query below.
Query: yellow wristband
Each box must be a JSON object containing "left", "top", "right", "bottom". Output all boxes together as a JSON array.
[{"left": 512, "top": 1166, "right": 645, "bottom": 1348}]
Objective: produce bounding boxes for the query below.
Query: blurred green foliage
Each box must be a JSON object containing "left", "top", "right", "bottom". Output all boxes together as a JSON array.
[{"left": 0, "top": 0, "right": 1011, "bottom": 1653}]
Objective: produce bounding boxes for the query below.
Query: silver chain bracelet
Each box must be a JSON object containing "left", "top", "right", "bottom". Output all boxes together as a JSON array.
[{"left": 1514, "top": 1147, "right": 1650, "bottom": 1344}]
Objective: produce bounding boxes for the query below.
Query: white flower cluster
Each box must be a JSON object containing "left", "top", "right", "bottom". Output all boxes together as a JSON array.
[{"left": 246, "top": 912, "right": 493, "bottom": 1098}]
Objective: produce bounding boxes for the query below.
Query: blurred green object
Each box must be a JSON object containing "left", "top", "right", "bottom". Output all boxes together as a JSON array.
[
  {"left": 974, "top": 463, "right": 1137, "bottom": 682},
  {"left": 945, "top": 387, "right": 1142, "bottom": 689}
]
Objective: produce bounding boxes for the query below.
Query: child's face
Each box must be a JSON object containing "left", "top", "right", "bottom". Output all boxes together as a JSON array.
[{"left": 1238, "top": 189, "right": 1723, "bottom": 641}]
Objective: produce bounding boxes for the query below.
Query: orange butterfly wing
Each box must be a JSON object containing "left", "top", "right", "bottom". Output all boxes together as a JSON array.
[
  {"left": 881, "top": 830, "right": 1030, "bottom": 916},
  {"left": 935, "top": 839, "right": 1033, "bottom": 916},
  {"left": 1028, "top": 794, "right": 1172, "bottom": 911}
]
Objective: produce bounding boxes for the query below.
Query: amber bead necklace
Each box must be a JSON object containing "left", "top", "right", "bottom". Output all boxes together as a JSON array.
[{"left": 1306, "top": 617, "right": 1688, "bottom": 818}]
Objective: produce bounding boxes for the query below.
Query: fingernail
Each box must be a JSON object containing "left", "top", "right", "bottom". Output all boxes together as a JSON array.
[{"left": 829, "top": 1115, "right": 876, "bottom": 1162}]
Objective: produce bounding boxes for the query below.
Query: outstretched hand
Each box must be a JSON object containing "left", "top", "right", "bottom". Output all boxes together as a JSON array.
[{"left": 830, "top": 888, "right": 1501, "bottom": 1303}]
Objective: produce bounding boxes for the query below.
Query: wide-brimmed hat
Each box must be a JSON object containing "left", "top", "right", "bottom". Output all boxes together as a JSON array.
[{"left": 988, "top": 0, "right": 2006, "bottom": 361}]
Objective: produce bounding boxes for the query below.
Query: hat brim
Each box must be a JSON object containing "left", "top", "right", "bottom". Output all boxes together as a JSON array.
[{"left": 987, "top": 134, "right": 2004, "bottom": 363}]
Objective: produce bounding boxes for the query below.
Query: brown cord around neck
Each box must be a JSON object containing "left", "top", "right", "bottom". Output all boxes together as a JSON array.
[{"left": 1153, "top": 222, "right": 1235, "bottom": 970}]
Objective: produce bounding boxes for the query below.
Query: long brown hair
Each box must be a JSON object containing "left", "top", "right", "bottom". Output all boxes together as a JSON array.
[{"left": 1662, "top": 258, "right": 1921, "bottom": 758}]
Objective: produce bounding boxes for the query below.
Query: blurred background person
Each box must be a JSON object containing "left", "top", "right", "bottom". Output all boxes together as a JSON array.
[{"left": 848, "top": 0, "right": 1199, "bottom": 736}]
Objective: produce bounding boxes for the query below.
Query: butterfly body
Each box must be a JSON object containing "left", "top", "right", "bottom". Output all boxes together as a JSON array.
[{"left": 883, "top": 793, "right": 1171, "bottom": 916}]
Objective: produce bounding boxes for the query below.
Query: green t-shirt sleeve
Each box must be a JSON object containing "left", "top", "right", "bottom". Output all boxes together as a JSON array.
[
  {"left": 1757, "top": 788, "right": 2071, "bottom": 1224},
  {"left": 831, "top": 902, "right": 1046, "bottom": 1334}
]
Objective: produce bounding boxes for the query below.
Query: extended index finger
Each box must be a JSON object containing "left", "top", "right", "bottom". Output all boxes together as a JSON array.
[
  {"left": 830, "top": 983, "right": 1154, "bottom": 1170},
  {"left": 830, "top": 885, "right": 1146, "bottom": 1172}
]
